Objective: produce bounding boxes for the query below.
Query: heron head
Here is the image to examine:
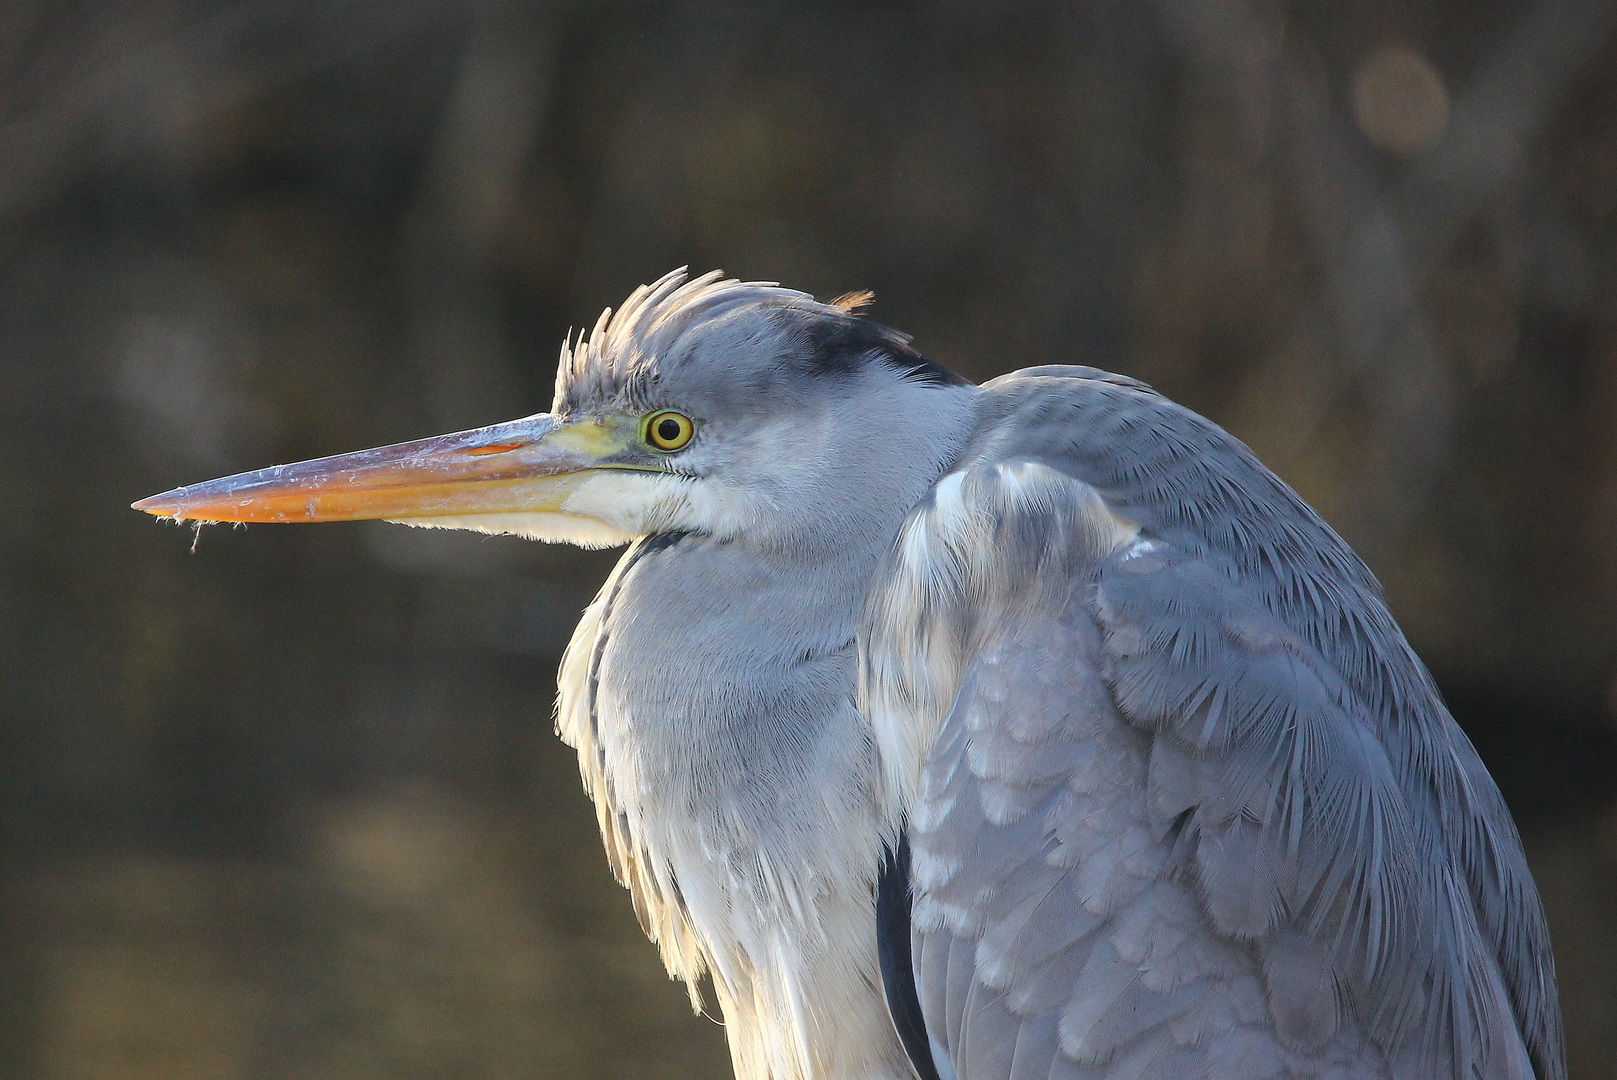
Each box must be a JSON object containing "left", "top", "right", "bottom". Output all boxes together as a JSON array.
[{"left": 134, "top": 270, "right": 979, "bottom": 554}]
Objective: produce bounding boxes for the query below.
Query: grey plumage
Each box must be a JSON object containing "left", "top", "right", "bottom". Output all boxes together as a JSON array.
[
  {"left": 135, "top": 270, "right": 1563, "bottom": 1080},
  {"left": 870, "top": 368, "right": 1560, "bottom": 1080}
]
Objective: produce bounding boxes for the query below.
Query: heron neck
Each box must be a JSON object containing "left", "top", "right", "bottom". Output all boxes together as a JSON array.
[{"left": 557, "top": 382, "right": 981, "bottom": 1080}]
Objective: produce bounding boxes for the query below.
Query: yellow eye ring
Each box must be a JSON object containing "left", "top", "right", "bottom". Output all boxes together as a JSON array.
[{"left": 644, "top": 410, "right": 696, "bottom": 452}]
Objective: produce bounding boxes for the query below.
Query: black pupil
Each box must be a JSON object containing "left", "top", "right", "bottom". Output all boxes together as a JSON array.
[{"left": 657, "top": 417, "right": 682, "bottom": 443}]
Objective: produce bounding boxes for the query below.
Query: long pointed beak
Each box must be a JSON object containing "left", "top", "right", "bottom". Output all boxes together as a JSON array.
[{"left": 132, "top": 414, "right": 631, "bottom": 523}]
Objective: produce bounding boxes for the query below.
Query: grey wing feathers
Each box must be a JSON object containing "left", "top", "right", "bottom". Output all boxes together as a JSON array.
[
  {"left": 1098, "top": 544, "right": 1533, "bottom": 1078},
  {"left": 912, "top": 605, "right": 1344, "bottom": 1080},
  {"left": 888, "top": 369, "right": 1562, "bottom": 1080}
]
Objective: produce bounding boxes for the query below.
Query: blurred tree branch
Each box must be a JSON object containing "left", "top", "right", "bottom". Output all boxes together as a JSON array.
[
  {"left": 0, "top": 0, "right": 466, "bottom": 228},
  {"left": 401, "top": 0, "right": 567, "bottom": 430},
  {"left": 1156, "top": 0, "right": 1617, "bottom": 559}
]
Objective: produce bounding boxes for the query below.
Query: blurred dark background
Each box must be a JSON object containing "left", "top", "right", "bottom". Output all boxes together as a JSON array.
[{"left": 2, "top": 0, "right": 1617, "bottom": 1076}]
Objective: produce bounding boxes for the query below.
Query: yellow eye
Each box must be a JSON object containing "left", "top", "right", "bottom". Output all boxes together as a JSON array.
[{"left": 644, "top": 410, "right": 695, "bottom": 451}]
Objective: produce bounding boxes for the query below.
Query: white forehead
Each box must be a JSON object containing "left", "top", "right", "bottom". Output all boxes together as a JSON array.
[{"left": 553, "top": 268, "right": 844, "bottom": 411}]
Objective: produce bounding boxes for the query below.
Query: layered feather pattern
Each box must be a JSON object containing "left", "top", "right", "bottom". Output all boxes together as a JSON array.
[{"left": 861, "top": 368, "right": 1562, "bottom": 1080}]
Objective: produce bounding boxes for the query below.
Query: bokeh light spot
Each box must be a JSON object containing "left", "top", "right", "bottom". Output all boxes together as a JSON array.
[{"left": 1350, "top": 45, "right": 1450, "bottom": 155}]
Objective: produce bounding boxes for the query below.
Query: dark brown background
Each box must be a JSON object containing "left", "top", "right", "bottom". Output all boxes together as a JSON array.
[{"left": 3, "top": 0, "right": 1616, "bottom": 1076}]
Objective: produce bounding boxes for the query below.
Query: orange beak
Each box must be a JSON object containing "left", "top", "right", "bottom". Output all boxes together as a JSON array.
[{"left": 132, "top": 413, "right": 633, "bottom": 524}]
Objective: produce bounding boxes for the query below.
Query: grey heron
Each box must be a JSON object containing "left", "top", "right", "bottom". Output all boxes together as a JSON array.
[{"left": 135, "top": 269, "right": 1563, "bottom": 1080}]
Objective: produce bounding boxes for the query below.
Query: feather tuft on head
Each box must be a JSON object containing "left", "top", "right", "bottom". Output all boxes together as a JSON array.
[{"left": 829, "top": 290, "right": 875, "bottom": 314}]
